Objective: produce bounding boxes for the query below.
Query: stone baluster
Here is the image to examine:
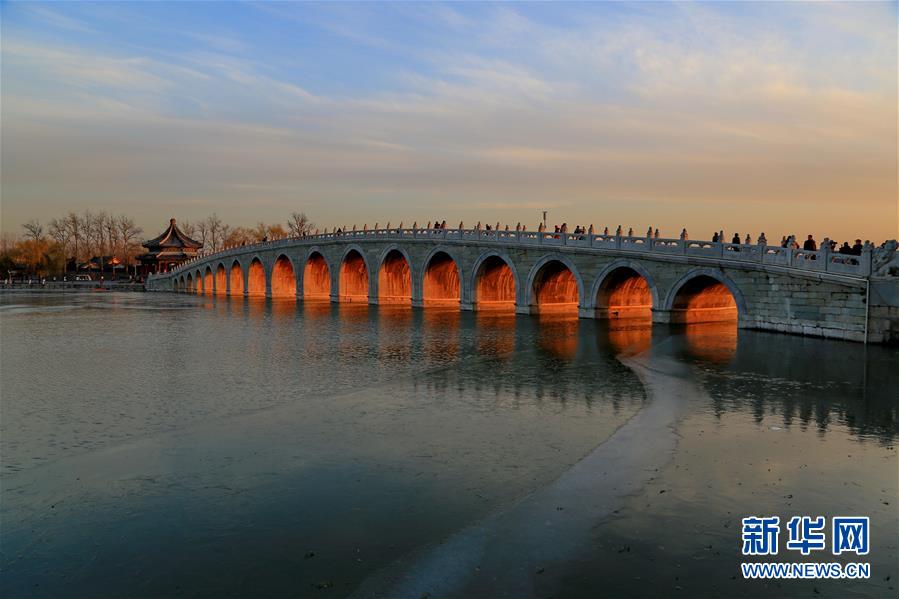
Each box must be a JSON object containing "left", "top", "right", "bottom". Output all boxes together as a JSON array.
[{"left": 861, "top": 242, "right": 873, "bottom": 275}]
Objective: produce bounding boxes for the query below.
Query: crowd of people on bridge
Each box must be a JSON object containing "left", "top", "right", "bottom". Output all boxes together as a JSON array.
[{"left": 774, "top": 234, "right": 867, "bottom": 256}]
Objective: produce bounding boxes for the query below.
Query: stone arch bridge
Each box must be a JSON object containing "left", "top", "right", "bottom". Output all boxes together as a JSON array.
[{"left": 147, "top": 228, "right": 899, "bottom": 344}]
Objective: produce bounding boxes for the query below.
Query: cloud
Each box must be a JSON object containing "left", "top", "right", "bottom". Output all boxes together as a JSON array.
[
  {"left": 2, "top": 39, "right": 173, "bottom": 91},
  {"left": 18, "top": 4, "right": 94, "bottom": 32}
]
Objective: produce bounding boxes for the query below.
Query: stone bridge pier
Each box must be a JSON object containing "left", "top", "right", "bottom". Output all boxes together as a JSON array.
[{"left": 152, "top": 228, "right": 899, "bottom": 344}]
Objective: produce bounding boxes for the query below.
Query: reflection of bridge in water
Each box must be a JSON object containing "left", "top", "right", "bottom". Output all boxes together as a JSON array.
[
  {"left": 208, "top": 296, "right": 898, "bottom": 443},
  {"left": 148, "top": 227, "right": 899, "bottom": 343}
]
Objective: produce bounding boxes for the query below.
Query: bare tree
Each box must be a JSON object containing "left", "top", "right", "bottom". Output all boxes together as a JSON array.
[
  {"left": 64, "top": 212, "right": 82, "bottom": 261},
  {"left": 205, "top": 213, "right": 224, "bottom": 252},
  {"left": 287, "top": 212, "right": 313, "bottom": 237},
  {"left": 180, "top": 220, "right": 197, "bottom": 239},
  {"left": 105, "top": 214, "right": 120, "bottom": 257},
  {"left": 49, "top": 218, "right": 68, "bottom": 247},
  {"left": 116, "top": 215, "right": 143, "bottom": 266},
  {"left": 222, "top": 226, "right": 254, "bottom": 247},
  {"left": 195, "top": 220, "right": 209, "bottom": 249},
  {"left": 22, "top": 219, "right": 44, "bottom": 242},
  {"left": 219, "top": 223, "right": 232, "bottom": 248}
]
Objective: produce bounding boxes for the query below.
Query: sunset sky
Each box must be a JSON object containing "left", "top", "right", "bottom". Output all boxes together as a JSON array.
[{"left": 2, "top": 1, "right": 896, "bottom": 242}]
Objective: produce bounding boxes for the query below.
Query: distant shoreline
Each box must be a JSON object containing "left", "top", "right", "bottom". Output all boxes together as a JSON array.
[{"left": 0, "top": 283, "right": 146, "bottom": 293}]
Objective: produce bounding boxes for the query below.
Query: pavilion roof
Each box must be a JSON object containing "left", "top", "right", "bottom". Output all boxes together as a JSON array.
[{"left": 142, "top": 218, "right": 203, "bottom": 250}]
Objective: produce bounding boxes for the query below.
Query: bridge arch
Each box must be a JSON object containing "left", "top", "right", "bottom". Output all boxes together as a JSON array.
[
  {"left": 470, "top": 250, "right": 519, "bottom": 310},
  {"left": 525, "top": 254, "right": 584, "bottom": 314},
  {"left": 186, "top": 272, "right": 194, "bottom": 293},
  {"left": 591, "top": 259, "right": 659, "bottom": 319},
  {"left": 338, "top": 244, "right": 371, "bottom": 302},
  {"left": 377, "top": 245, "right": 413, "bottom": 304},
  {"left": 421, "top": 247, "right": 462, "bottom": 305},
  {"left": 215, "top": 263, "right": 227, "bottom": 295},
  {"left": 303, "top": 248, "right": 331, "bottom": 300},
  {"left": 270, "top": 254, "right": 297, "bottom": 299},
  {"left": 229, "top": 260, "right": 244, "bottom": 296},
  {"left": 663, "top": 268, "right": 745, "bottom": 323},
  {"left": 247, "top": 256, "right": 266, "bottom": 297},
  {"left": 203, "top": 266, "right": 214, "bottom": 296}
]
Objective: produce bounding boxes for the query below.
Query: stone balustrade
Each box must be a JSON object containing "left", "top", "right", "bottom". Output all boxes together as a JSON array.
[{"left": 158, "top": 228, "right": 886, "bottom": 279}]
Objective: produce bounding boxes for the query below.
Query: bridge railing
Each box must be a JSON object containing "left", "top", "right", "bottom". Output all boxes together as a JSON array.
[{"left": 156, "top": 228, "right": 875, "bottom": 280}]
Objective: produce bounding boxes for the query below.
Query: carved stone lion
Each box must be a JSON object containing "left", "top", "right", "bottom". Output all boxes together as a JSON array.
[{"left": 872, "top": 240, "right": 899, "bottom": 276}]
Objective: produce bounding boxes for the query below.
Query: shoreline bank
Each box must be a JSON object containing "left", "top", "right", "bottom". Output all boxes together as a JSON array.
[{"left": 0, "top": 283, "right": 145, "bottom": 293}]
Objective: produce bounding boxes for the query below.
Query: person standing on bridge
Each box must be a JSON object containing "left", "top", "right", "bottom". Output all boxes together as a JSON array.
[
  {"left": 803, "top": 235, "right": 817, "bottom": 251},
  {"left": 712, "top": 231, "right": 719, "bottom": 243}
]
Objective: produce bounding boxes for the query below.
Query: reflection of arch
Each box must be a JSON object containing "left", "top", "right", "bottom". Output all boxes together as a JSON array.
[
  {"left": 339, "top": 245, "right": 370, "bottom": 302},
  {"left": 270, "top": 254, "right": 296, "bottom": 299},
  {"left": 215, "top": 264, "right": 227, "bottom": 295},
  {"left": 247, "top": 257, "right": 266, "bottom": 296},
  {"left": 186, "top": 273, "right": 193, "bottom": 293},
  {"left": 525, "top": 254, "right": 584, "bottom": 313},
  {"left": 663, "top": 268, "right": 743, "bottom": 323},
  {"left": 592, "top": 259, "right": 658, "bottom": 319},
  {"left": 203, "top": 266, "right": 214, "bottom": 296},
  {"left": 421, "top": 248, "right": 461, "bottom": 305},
  {"left": 470, "top": 250, "right": 519, "bottom": 310},
  {"left": 304, "top": 250, "right": 331, "bottom": 299},
  {"left": 378, "top": 246, "right": 412, "bottom": 304},
  {"left": 229, "top": 260, "right": 244, "bottom": 296}
]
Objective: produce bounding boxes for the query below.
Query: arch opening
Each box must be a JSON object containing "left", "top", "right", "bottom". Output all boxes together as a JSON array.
[
  {"left": 532, "top": 260, "right": 579, "bottom": 314},
  {"left": 304, "top": 252, "right": 331, "bottom": 300},
  {"left": 186, "top": 273, "right": 193, "bottom": 293},
  {"left": 474, "top": 256, "right": 515, "bottom": 311},
  {"left": 229, "top": 262, "right": 244, "bottom": 296},
  {"left": 423, "top": 251, "right": 460, "bottom": 305},
  {"left": 203, "top": 267, "right": 214, "bottom": 296},
  {"left": 215, "top": 265, "right": 227, "bottom": 296},
  {"left": 379, "top": 250, "right": 412, "bottom": 304},
  {"left": 671, "top": 275, "right": 738, "bottom": 323},
  {"left": 248, "top": 259, "right": 266, "bottom": 296},
  {"left": 195, "top": 271, "right": 203, "bottom": 294},
  {"left": 596, "top": 267, "right": 652, "bottom": 319},
  {"left": 271, "top": 255, "right": 296, "bottom": 299},
  {"left": 340, "top": 250, "right": 369, "bottom": 302}
]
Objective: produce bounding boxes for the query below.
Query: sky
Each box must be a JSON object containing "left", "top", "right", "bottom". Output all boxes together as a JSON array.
[{"left": 1, "top": 1, "right": 897, "bottom": 242}]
